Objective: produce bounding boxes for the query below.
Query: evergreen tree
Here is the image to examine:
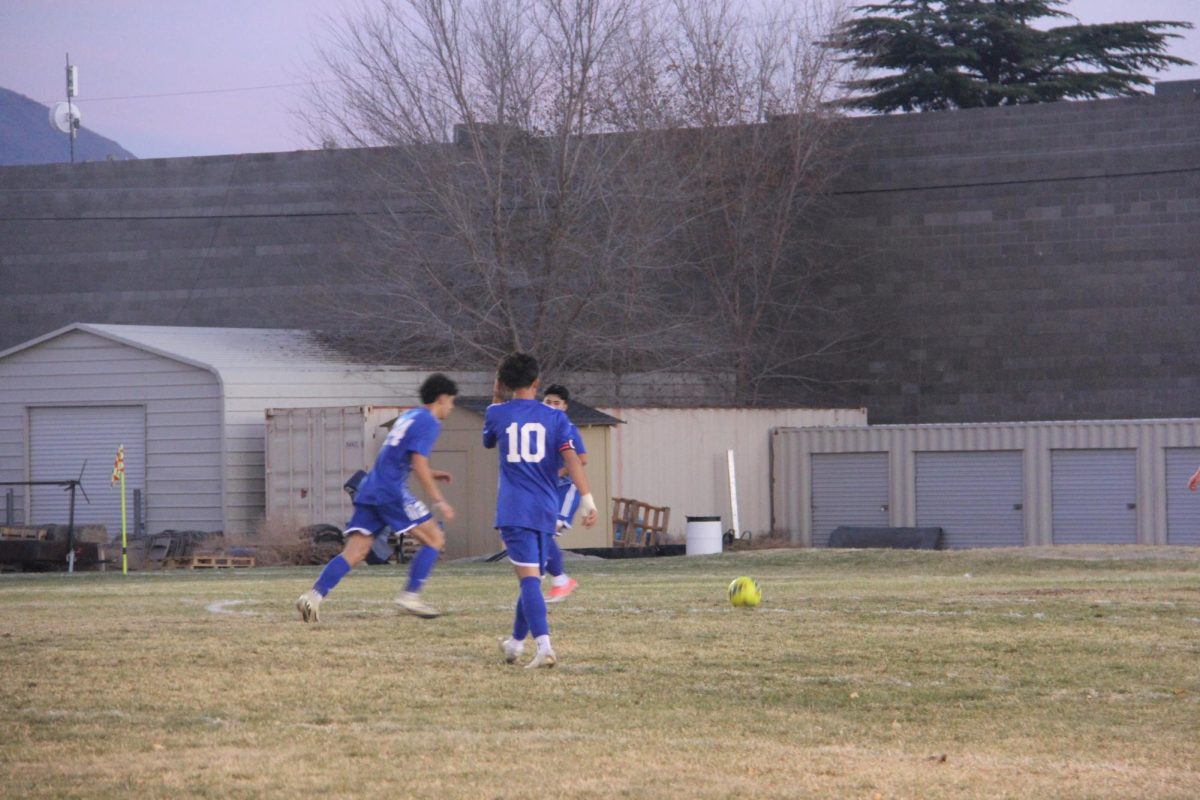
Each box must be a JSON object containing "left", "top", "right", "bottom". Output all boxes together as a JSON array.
[{"left": 835, "top": 0, "right": 1193, "bottom": 112}]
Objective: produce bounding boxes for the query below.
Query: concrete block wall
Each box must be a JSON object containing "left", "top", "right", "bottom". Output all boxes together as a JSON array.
[
  {"left": 824, "top": 93, "right": 1200, "bottom": 422},
  {"left": 0, "top": 149, "right": 366, "bottom": 347},
  {"left": 2, "top": 93, "right": 1198, "bottom": 421}
]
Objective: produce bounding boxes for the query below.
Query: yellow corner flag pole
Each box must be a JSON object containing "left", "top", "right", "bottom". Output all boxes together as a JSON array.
[{"left": 111, "top": 445, "right": 127, "bottom": 574}]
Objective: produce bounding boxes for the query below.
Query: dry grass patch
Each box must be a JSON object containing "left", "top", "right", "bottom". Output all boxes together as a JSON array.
[{"left": 1, "top": 547, "right": 1198, "bottom": 798}]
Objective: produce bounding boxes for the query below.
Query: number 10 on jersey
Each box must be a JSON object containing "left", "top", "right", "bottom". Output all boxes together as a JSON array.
[{"left": 505, "top": 422, "right": 546, "bottom": 463}]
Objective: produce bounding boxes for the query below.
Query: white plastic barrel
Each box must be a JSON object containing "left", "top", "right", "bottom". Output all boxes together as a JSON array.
[{"left": 685, "top": 515, "right": 723, "bottom": 556}]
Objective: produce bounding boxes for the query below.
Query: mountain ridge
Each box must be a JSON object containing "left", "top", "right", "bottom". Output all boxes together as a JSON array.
[{"left": 0, "top": 86, "right": 137, "bottom": 166}]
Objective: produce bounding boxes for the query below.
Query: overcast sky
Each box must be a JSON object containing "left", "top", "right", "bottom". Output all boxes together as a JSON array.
[{"left": 2, "top": 0, "right": 1198, "bottom": 160}]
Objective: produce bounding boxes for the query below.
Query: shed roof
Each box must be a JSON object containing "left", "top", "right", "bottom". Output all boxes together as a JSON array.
[
  {"left": 0, "top": 323, "right": 415, "bottom": 373},
  {"left": 0, "top": 323, "right": 451, "bottom": 409},
  {"left": 0, "top": 322, "right": 434, "bottom": 382}
]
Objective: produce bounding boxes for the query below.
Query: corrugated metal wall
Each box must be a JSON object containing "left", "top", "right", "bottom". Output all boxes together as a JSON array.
[
  {"left": 0, "top": 330, "right": 223, "bottom": 536},
  {"left": 601, "top": 407, "right": 868, "bottom": 540},
  {"left": 773, "top": 419, "right": 1200, "bottom": 547}
]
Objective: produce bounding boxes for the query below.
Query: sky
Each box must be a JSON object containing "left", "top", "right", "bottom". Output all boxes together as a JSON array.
[{"left": 2, "top": 0, "right": 1199, "bottom": 160}]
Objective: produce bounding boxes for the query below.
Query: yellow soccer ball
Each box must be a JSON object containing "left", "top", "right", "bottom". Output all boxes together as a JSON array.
[{"left": 728, "top": 576, "right": 762, "bottom": 608}]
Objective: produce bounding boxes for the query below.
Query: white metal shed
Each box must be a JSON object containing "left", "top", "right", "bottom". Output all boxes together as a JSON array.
[{"left": 0, "top": 323, "right": 487, "bottom": 538}]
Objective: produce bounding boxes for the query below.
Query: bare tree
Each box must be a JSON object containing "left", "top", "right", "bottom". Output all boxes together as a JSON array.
[
  {"left": 607, "top": 0, "right": 861, "bottom": 403},
  {"left": 304, "top": 0, "right": 858, "bottom": 403}
]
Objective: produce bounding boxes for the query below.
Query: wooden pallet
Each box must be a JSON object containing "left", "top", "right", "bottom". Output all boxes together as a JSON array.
[
  {"left": 163, "top": 554, "right": 256, "bottom": 569},
  {"left": 611, "top": 497, "right": 670, "bottom": 548},
  {"left": 0, "top": 526, "right": 50, "bottom": 541}
]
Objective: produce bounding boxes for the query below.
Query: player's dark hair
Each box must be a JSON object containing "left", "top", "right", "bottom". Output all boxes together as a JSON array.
[
  {"left": 543, "top": 384, "right": 570, "bottom": 404},
  {"left": 420, "top": 373, "right": 458, "bottom": 404},
  {"left": 497, "top": 352, "right": 539, "bottom": 390}
]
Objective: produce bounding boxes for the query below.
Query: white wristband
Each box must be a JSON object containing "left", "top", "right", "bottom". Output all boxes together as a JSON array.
[{"left": 579, "top": 493, "right": 596, "bottom": 516}]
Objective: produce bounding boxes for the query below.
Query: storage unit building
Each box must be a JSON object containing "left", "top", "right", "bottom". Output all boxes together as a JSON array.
[
  {"left": 0, "top": 323, "right": 488, "bottom": 539},
  {"left": 772, "top": 419, "right": 1200, "bottom": 548}
]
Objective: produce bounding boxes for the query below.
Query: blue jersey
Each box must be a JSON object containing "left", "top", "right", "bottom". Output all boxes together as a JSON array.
[
  {"left": 483, "top": 399, "right": 576, "bottom": 533},
  {"left": 354, "top": 407, "right": 440, "bottom": 506},
  {"left": 556, "top": 422, "right": 587, "bottom": 489}
]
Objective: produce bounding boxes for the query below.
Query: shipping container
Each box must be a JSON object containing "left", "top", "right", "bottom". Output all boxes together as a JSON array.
[{"left": 265, "top": 405, "right": 404, "bottom": 532}]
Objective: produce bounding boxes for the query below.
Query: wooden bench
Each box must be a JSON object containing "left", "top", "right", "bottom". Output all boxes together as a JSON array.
[{"left": 611, "top": 497, "right": 670, "bottom": 548}]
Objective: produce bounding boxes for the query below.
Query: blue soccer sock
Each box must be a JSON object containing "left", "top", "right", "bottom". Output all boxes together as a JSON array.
[
  {"left": 545, "top": 536, "right": 564, "bottom": 578},
  {"left": 313, "top": 554, "right": 351, "bottom": 597},
  {"left": 519, "top": 575, "right": 549, "bottom": 638},
  {"left": 404, "top": 545, "right": 439, "bottom": 594},
  {"left": 511, "top": 596, "right": 530, "bottom": 642}
]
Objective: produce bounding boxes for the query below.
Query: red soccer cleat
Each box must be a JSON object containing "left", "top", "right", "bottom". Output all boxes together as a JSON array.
[{"left": 546, "top": 577, "right": 578, "bottom": 604}]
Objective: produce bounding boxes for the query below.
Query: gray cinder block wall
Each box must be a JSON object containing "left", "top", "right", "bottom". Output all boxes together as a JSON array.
[
  {"left": 826, "top": 90, "right": 1200, "bottom": 422},
  {"left": 1, "top": 91, "right": 1197, "bottom": 421},
  {"left": 0, "top": 149, "right": 367, "bottom": 346}
]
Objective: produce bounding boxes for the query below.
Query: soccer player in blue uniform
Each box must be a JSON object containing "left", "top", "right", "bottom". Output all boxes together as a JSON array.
[
  {"left": 484, "top": 354, "right": 596, "bottom": 668},
  {"left": 542, "top": 384, "right": 586, "bottom": 603},
  {"left": 296, "top": 373, "right": 458, "bottom": 622}
]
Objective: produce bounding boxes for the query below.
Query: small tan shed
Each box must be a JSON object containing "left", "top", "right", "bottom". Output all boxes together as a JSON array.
[
  {"left": 266, "top": 398, "right": 619, "bottom": 560},
  {"left": 419, "top": 397, "right": 619, "bottom": 560}
]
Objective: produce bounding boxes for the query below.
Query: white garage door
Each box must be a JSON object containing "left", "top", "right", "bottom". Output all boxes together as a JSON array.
[
  {"left": 1166, "top": 448, "right": 1200, "bottom": 546},
  {"left": 811, "top": 452, "right": 889, "bottom": 547},
  {"left": 1051, "top": 449, "right": 1136, "bottom": 545},
  {"left": 916, "top": 451, "right": 1025, "bottom": 549},
  {"left": 29, "top": 406, "right": 146, "bottom": 538}
]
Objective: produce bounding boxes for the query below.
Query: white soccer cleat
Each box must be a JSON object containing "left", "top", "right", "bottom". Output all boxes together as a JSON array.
[
  {"left": 524, "top": 648, "right": 557, "bottom": 669},
  {"left": 296, "top": 589, "right": 322, "bottom": 623},
  {"left": 396, "top": 591, "right": 440, "bottom": 619},
  {"left": 499, "top": 637, "right": 524, "bottom": 664}
]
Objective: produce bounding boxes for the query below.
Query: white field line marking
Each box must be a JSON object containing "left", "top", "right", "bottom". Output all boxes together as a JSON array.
[{"left": 206, "top": 599, "right": 257, "bottom": 616}]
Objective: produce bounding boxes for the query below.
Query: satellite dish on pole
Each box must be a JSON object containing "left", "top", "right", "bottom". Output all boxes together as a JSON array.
[{"left": 50, "top": 101, "right": 82, "bottom": 133}]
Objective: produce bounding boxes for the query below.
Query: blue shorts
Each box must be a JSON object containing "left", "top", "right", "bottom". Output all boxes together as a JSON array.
[
  {"left": 500, "top": 526, "right": 550, "bottom": 569},
  {"left": 345, "top": 495, "right": 431, "bottom": 538},
  {"left": 555, "top": 481, "right": 581, "bottom": 534}
]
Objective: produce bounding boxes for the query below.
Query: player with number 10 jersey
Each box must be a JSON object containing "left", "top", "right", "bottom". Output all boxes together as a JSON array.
[{"left": 484, "top": 352, "right": 596, "bottom": 669}]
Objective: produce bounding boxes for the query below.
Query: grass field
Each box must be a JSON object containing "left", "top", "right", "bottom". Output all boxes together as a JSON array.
[{"left": 2, "top": 546, "right": 1199, "bottom": 799}]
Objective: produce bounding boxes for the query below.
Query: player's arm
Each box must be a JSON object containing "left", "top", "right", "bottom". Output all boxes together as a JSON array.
[
  {"left": 411, "top": 453, "right": 455, "bottom": 521},
  {"left": 482, "top": 407, "right": 497, "bottom": 449},
  {"left": 558, "top": 425, "right": 588, "bottom": 475},
  {"left": 1189, "top": 467, "right": 1200, "bottom": 492},
  {"left": 557, "top": 451, "right": 588, "bottom": 478},
  {"left": 561, "top": 447, "right": 596, "bottom": 527},
  {"left": 574, "top": 425, "right": 589, "bottom": 467}
]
